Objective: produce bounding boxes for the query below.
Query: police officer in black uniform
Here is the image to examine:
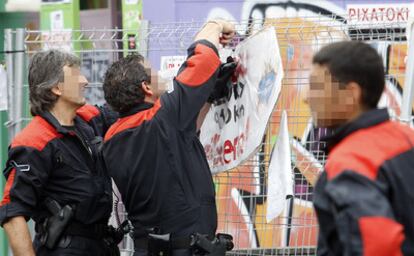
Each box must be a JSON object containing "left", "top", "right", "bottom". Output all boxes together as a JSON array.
[
  {"left": 0, "top": 50, "right": 118, "bottom": 256},
  {"left": 102, "top": 20, "right": 236, "bottom": 256}
]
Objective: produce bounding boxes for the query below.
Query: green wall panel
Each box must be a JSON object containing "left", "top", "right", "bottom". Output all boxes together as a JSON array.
[{"left": 0, "top": 10, "right": 27, "bottom": 256}]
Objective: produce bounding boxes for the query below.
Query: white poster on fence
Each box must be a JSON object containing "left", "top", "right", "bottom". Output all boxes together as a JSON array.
[
  {"left": 41, "top": 29, "right": 72, "bottom": 51},
  {"left": 0, "top": 65, "right": 7, "bottom": 111},
  {"left": 201, "top": 27, "right": 284, "bottom": 173},
  {"left": 160, "top": 55, "right": 186, "bottom": 93},
  {"left": 407, "top": 13, "right": 414, "bottom": 44},
  {"left": 266, "top": 110, "right": 293, "bottom": 223}
]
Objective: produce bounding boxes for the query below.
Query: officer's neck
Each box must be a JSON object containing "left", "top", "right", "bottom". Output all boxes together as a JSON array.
[
  {"left": 49, "top": 100, "right": 78, "bottom": 126},
  {"left": 144, "top": 95, "right": 155, "bottom": 104}
]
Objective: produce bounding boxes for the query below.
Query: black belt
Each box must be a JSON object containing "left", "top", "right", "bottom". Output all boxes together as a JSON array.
[
  {"left": 134, "top": 236, "right": 192, "bottom": 250},
  {"left": 63, "top": 221, "right": 108, "bottom": 240}
]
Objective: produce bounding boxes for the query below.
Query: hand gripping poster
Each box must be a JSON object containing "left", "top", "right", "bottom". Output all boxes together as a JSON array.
[{"left": 201, "top": 27, "right": 284, "bottom": 173}]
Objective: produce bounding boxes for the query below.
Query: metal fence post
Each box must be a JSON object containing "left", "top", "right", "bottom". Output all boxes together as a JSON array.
[
  {"left": 14, "top": 28, "right": 24, "bottom": 135},
  {"left": 4, "top": 29, "right": 14, "bottom": 142},
  {"left": 400, "top": 23, "right": 414, "bottom": 124},
  {"left": 1, "top": 27, "right": 11, "bottom": 256},
  {"left": 138, "top": 20, "right": 149, "bottom": 59}
]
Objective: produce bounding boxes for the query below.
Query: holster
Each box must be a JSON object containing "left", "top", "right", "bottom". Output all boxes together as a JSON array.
[{"left": 38, "top": 199, "right": 75, "bottom": 249}]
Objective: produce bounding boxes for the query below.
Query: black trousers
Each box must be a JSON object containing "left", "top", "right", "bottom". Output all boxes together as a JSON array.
[{"left": 34, "top": 234, "right": 112, "bottom": 256}]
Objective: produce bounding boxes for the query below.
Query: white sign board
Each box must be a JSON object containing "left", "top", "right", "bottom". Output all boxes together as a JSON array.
[
  {"left": 41, "top": 29, "right": 72, "bottom": 51},
  {"left": 347, "top": 3, "right": 413, "bottom": 27},
  {"left": 160, "top": 55, "right": 186, "bottom": 92},
  {"left": 407, "top": 13, "right": 414, "bottom": 43},
  {"left": 50, "top": 10, "right": 64, "bottom": 30},
  {"left": 125, "top": 0, "right": 138, "bottom": 4},
  {"left": 0, "top": 65, "right": 7, "bottom": 111},
  {"left": 200, "top": 27, "right": 284, "bottom": 173},
  {"left": 160, "top": 55, "right": 186, "bottom": 71}
]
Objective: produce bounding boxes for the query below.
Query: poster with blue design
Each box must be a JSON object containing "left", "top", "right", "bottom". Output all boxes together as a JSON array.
[{"left": 201, "top": 27, "right": 284, "bottom": 173}]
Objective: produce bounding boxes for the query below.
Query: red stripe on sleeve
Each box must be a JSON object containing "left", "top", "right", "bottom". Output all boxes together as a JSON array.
[
  {"left": 11, "top": 117, "right": 62, "bottom": 151},
  {"left": 0, "top": 168, "right": 16, "bottom": 207},
  {"left": 76, "top": 104, "right": 100, "bottom": 122},
  {"left": 176, "top": 44, "right": 220, "bottom": 87},
  {"left": 359, "top": 216, "right": 404, "bottom": 256}
]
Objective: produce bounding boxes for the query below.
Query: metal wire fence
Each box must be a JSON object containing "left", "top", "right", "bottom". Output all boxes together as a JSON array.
[{"left": 3, "top": 12, "right": 412, "bottom": 255}]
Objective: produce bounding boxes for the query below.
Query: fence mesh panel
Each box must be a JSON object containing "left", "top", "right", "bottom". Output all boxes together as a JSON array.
[{"left": 12, "top": 13, "right": 409, "bottom": 255}]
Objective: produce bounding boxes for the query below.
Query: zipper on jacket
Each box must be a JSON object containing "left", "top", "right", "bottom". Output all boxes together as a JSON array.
[{"left": 68, "top": 130, "right": 94, "bottom": 160}]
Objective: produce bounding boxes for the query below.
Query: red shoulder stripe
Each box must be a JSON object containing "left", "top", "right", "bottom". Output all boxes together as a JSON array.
[
  {"left": 104, "top": 100, "right": 161, "bottom": 142},
  {"left": 326, "top": 121, "right": 414, "bottom": 180},
  {"left": 76, "top": 104, "right": 100, "bottom": 122},
  {"left": 176, "top": 43, "right": 220, "bottom": 87},
  {"left": 359, "top": 217, "right": 404, "bottom": 256},
  {"left": 0, "top": 168, "right": 16, "bottom": 207},
  {"left": 11, "top": 116, "right": 62, "bottom": 151}
]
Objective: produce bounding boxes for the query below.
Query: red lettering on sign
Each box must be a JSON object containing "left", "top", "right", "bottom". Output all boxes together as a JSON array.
[
  {"left": 350, "top": 6, "right": 410, "bottom": 22},
  {"left": 361, "top": 8, "right": 369, "bottom": 21},
  {"left": 204, "top": 118, "right": 251, "bottom": 169},
  {"left": 214, "top": 145, "right": 224, "bottom": 166},
  {"left": 387, "top": 8, "right": 395, "bottom": 21},
  {"left": 223, "top": 140, "right": 234, "bottom": 164},
  {"left": 371, "top": 8, "right": 378, "bottom": 21},
  {"left": 378, "top": 8, "right": 385, "bottom": 21},
  {"left": 349, "top": 8, "right": 356, "bottom": 20}
]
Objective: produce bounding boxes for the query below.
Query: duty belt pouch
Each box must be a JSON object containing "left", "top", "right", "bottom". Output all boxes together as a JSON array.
[
  {"left": 40, "top": 204, "right": 75, "bottom": 249},
  {"left": 147, "top": 233, "right": 171, "bottom": 256},
  {"left": 190, "top": 233, "right": 234, "bottom": 256}
]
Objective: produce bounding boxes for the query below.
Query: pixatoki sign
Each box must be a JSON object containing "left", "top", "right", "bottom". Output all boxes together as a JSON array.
[{"left": 347, "top": 3, "right": 412, "bottom": 26}]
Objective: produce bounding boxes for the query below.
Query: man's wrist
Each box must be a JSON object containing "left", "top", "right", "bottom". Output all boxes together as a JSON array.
[{"left": 205, "top": 20, "right": 223, "bottom": 33}]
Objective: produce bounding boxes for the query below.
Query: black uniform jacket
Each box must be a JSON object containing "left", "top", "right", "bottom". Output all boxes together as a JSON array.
[
  {"left": 0, "top": 105, "right": 114, "bottom": 226},
  {"left": 314, "top": 108, "right": 414, "bottom": 256},
  {"left": 103, "top": 40, "right": 220, "bottom": 238},
  {"left": 77, "top": 103, "right": 118, "bottom": 137}
]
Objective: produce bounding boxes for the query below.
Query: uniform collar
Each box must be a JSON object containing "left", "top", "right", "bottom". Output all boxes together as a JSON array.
[
  {"left": 39, "top": 111, "right": 83, "bottom": 135},
  {"left": 119, "top": 102, "right": 154, "bottom": 118},
  {"left": 322, "top": 108, "right": 390, "bottom": 152}
]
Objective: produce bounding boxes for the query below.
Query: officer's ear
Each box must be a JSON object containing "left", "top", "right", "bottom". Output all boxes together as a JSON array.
[
  {"left": 345, "top": 81, "right": 363, "bottom": 107},
  {"left": 141, "top": 81, "right": 153, "bottom": 97},
  {"left": 51, "top": 84, "right": 63, "bottom": 96}
]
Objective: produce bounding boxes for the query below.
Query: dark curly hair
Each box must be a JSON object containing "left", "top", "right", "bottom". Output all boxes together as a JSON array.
[{"left": 103, "top": 54, "right": 149, "bottom": 114}]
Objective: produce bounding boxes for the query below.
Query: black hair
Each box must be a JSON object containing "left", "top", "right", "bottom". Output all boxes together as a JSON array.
[
  {"left": 313, "top": 41, "right": 385, "bottom": 109},
  {"left": 103, "top": 54, "right": 149, "bottom": 114}
]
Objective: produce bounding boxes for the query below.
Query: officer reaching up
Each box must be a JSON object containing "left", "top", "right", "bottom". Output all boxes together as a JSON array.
[{"left": 102, "top": 20, "right": 236, "bottom": 255}]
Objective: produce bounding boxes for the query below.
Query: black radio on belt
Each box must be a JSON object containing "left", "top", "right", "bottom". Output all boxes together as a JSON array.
[
  {"left": 141, "top": 228, "right": 234, "bottom": 256},
  {"left": 190, "top": 233, "right": 234, "bottom": 256}
]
